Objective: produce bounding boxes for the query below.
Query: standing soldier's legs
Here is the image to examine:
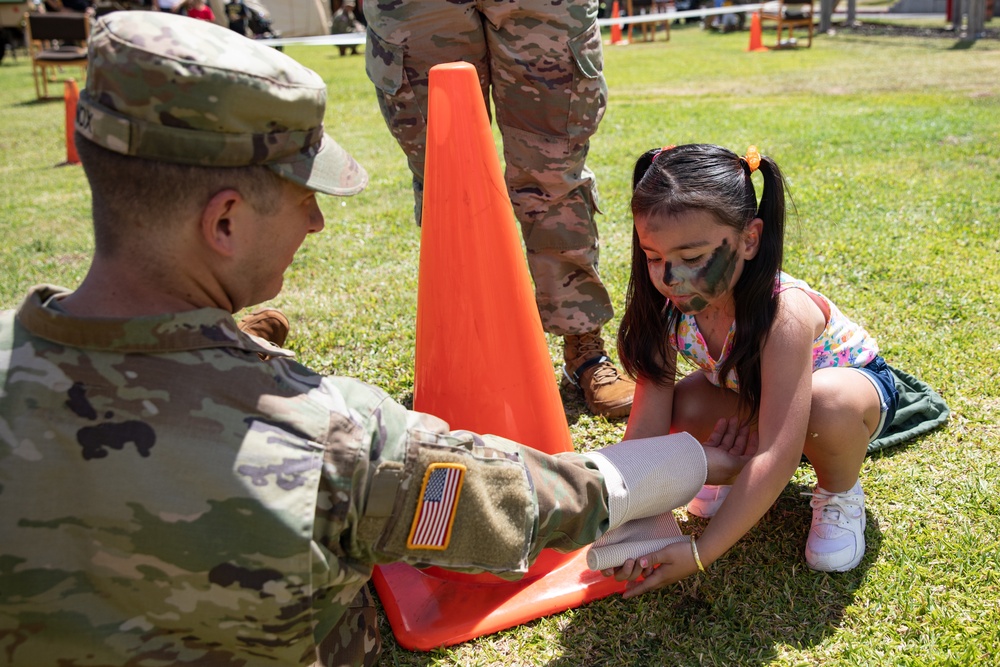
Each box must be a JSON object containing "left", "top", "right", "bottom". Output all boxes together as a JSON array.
[
  {"left": 364, "top": 0, "right": 634, "bottom": 418},
  {"left": 484, "top": 0, "right": 634, "bottom": 418},
  {"left": 363, "top": 0, "right": 488, "bottom": 224}
]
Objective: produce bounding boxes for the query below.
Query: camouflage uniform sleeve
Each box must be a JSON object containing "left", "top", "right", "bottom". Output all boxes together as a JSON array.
[{"left": 318, "top": 376, "right": 610, "bottom": 576}]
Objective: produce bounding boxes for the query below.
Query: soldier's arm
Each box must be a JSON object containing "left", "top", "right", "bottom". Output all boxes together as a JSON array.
[{"left": 324, "top": 376, "right": 708, "bottom": 575}]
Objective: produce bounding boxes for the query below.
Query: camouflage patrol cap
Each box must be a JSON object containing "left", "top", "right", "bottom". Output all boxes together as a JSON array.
[{"left": 76, "top": 11, "right": 367, "bottom": 196}]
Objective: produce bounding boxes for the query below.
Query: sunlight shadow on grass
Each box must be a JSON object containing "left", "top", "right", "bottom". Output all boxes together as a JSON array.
[{"left": 547, "top": 484, "right": 881, "bottom": 666}]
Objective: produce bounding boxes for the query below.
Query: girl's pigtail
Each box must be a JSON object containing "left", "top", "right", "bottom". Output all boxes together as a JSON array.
[
  {"left": 631, "top": 149, "right": 659, "bottom": 191},
  {"left": 720, "top": 151, "right": 787, "bottom": 420},
  {"left": 755, "top": 155, "right": 787, "bottom": 242}
]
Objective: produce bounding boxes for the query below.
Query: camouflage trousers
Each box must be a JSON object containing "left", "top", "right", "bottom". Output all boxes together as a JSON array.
[
  {"left": 314, "top": 584, "right": 382, "bottom": 667},
  {"left": 364, "top": 0, "right": 615, "bottom": 336}
]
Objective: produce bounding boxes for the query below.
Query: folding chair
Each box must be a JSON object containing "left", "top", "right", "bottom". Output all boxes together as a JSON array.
[
  {"left": 759, "top": 0, "right": 814, "bottom": 48},
  {"left": 25, "top": 11, "right": 90, "bottom": 99}
]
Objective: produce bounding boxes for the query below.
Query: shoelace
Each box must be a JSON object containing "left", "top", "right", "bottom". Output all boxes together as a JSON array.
[
  {"left": 590, "top": 361, "right": 621, "bottom": 385},
  {"left": 573, "top": 334, "right": 621, "bottom": 385},
  {"left": 801, "top": 489, "right": 863, "bottom": 524}
]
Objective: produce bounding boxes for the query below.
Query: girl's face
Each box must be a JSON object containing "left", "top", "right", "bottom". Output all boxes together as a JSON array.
[{"left": 635, "top": 209, "right": 761, "bottom": 315}]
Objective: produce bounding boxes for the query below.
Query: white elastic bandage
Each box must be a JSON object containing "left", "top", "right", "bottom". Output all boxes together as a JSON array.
[
  {"left": 585, "top": 511, "right": 688, "bottom": 571},
  {"left": 584, "top": 432, "right": 707, "bottom": 530}
]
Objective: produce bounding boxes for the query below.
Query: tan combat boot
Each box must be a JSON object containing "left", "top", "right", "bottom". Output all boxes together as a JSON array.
[
  {"left": 238, "top": 309, "right": 290, "bottom": 359},
  {"left": 563, "top": 331, "right": 636, "bottom": 419}
]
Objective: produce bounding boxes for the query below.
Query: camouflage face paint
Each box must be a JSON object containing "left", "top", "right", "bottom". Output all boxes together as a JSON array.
[{"left": 662, "top": 239, "right": 739, "bottom": 314}]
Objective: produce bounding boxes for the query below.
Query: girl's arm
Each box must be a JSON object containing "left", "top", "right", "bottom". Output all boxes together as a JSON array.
[
  {"left": 622, "top": 349, "right": 677, "bottom": 441},
  {"left": 620, "top": 289, "right": 825, "bottom": 595}
]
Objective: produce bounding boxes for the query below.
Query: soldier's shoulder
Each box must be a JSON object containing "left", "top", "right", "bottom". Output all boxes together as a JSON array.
[{"left": 272, "top": 359, "right": 395, "bottom": 420}]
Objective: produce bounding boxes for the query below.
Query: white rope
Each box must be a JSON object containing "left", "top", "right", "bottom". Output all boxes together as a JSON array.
[{"left": 597, "top": 4, "right": 766, "bottom": 27}]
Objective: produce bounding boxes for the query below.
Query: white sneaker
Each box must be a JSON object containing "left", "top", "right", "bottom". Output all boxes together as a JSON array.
[
  {"left": 687, "top": 484, "right": 731, "bottom": 518},
  {"left": 804, "top": 481, "right": 867, "bottom": 572}
]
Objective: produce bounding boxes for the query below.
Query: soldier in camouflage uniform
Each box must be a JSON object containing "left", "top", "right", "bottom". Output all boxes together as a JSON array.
[
  {"left": 331, "top": 0, "right": 364, "bottom": 56},
  {"left": 364, "top": 0, "right": 637, "bottom": 419},
  {"left": 0, "top": 12, "right": 751, "bottom": 667}
]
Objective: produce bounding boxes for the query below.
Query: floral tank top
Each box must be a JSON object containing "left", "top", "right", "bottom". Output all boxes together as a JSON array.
[{"left": 669, "top": 272, "right": 879, "bottom": 390}]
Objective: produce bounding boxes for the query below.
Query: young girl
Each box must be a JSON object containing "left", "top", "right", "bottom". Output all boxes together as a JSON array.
[{"left": 610, "top": 143, "right": 899, "bottom": 595}]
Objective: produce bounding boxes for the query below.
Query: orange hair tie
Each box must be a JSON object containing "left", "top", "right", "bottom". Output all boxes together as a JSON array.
[
  {"left": 654, "top": 144, "right": 677, "bottom": 161},
  {"left": 742, "top": 145, "right": 761, "bottom": 173}
]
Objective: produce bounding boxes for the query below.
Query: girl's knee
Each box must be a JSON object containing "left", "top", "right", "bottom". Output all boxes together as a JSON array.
[
  {"left": 672, "top": 373, "right": 739, "bottom": 437},
  {"left": 809, "top": 369, "right": 880, "bottom": 438}
]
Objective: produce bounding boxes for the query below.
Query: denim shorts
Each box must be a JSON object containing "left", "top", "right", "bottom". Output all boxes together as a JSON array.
[{"left": 851, "top": 356, "right": 899, "bottom": 441}]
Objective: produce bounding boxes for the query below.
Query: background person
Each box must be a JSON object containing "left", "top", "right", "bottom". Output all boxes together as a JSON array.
[
  {"left": 60, "top": 0, "right": 95, "bottom": 12},
  {"left": 224, "top": 0, "right": 249, "bottom": 34},
  {"left": 180, "top": 0, "right": 214, "bottom": 21},
  {"left": 330, "top": 0, "right": 363, "bottom": 56}
]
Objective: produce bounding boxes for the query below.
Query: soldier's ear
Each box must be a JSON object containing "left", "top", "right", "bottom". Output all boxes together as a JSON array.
[{"left": 200, "top": 189, "right": 246, "bottom": 257}]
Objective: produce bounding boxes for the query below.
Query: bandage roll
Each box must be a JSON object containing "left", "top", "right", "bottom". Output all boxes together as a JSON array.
[
  {"left": 584, "top": 432, "right": 707, "bottom": 529},
  {"left": 585, "top": 511, "right": 689, "bottom": 571}
]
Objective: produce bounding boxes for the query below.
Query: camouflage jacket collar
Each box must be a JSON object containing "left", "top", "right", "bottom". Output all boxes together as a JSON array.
[{"left": 14, "top": 284, "right": 294, "bottom": 358}]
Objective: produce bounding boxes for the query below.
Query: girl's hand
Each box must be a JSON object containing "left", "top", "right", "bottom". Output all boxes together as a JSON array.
[
  {"left": 705, "top": 416, "right": 759, "bottom": 457},
  {"left": 703, "top": 416, "right": 759, "bottom": 485},
  {"left": 601, "top": 557, "right": 652, "bottom": 583},
  {"left": 601, "top": 540, "right": 700, "bottom": 598}
]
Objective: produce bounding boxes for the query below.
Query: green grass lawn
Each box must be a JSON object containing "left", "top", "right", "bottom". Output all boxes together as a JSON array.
[{"left": 2, "top": 19, "right": 999, "bottom": 667}]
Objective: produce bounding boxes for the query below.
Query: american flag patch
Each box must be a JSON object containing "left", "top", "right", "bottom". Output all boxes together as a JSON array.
[{"left": 406, "top": 463, "right": 466, "bottom": 550}]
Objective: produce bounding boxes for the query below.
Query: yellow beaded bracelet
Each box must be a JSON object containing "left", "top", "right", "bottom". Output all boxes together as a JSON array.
[{"left": 690, "top": 535, "right": 706, "bottom": 573}]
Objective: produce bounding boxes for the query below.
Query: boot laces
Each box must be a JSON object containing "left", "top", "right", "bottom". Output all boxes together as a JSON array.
[
  {"left": 590, "top": 359, "right": 621, "bottom": 385},
  {"left": 573, "top": 332, "right": 620, "bottom": 385}
]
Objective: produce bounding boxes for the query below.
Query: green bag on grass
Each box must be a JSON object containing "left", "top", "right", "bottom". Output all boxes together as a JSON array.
[{"left": 869, "top": 364, "right": 950, "bottom": 454}]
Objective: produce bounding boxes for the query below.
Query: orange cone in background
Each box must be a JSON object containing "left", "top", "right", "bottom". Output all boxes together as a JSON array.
[
  {"left": 747, "top": 11, "right": 768, "bottom": 52},
  {"left": 370, "top": 61, "right": 626, "bottom": 652},
  {"left": 610, "top": 0, "right": 623, "bottom": 44},
  {"left": 63, "top": 79, "right": 80, "bottom": 165}
]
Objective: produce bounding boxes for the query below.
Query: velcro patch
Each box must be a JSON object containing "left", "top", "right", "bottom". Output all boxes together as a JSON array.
[{"left": 406, "top": 463, "right": 466, "bottom": 550}]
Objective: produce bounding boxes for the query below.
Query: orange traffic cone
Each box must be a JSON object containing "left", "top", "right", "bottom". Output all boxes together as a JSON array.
[
  {"left": 410, "top": 65, "right": 573, "bottom": 455},
  {"left": 371, "top": 61, "right": 626, "bottom": 652},
  {"left": 747, "top": 11, "right": 768, "bottom": 52},
  {"left": 610, "top": 0, "right": 622, "bottom": 45},
  {"left": 63, "top": 79, "right": 80, "bottom": 166}
]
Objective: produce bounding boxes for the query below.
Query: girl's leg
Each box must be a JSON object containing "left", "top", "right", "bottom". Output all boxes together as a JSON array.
[
  {"left": 670, "top": 371, "right": 745, "bottom": 441},
  {"left": 802, "top": 366, "right": 883, "bottom": 572},
  {"left": 672, "top": 372, "right": 746, "bottom": 517},
  {"left": 803, "top": 367, "right": 882, "bottom": 492}
]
